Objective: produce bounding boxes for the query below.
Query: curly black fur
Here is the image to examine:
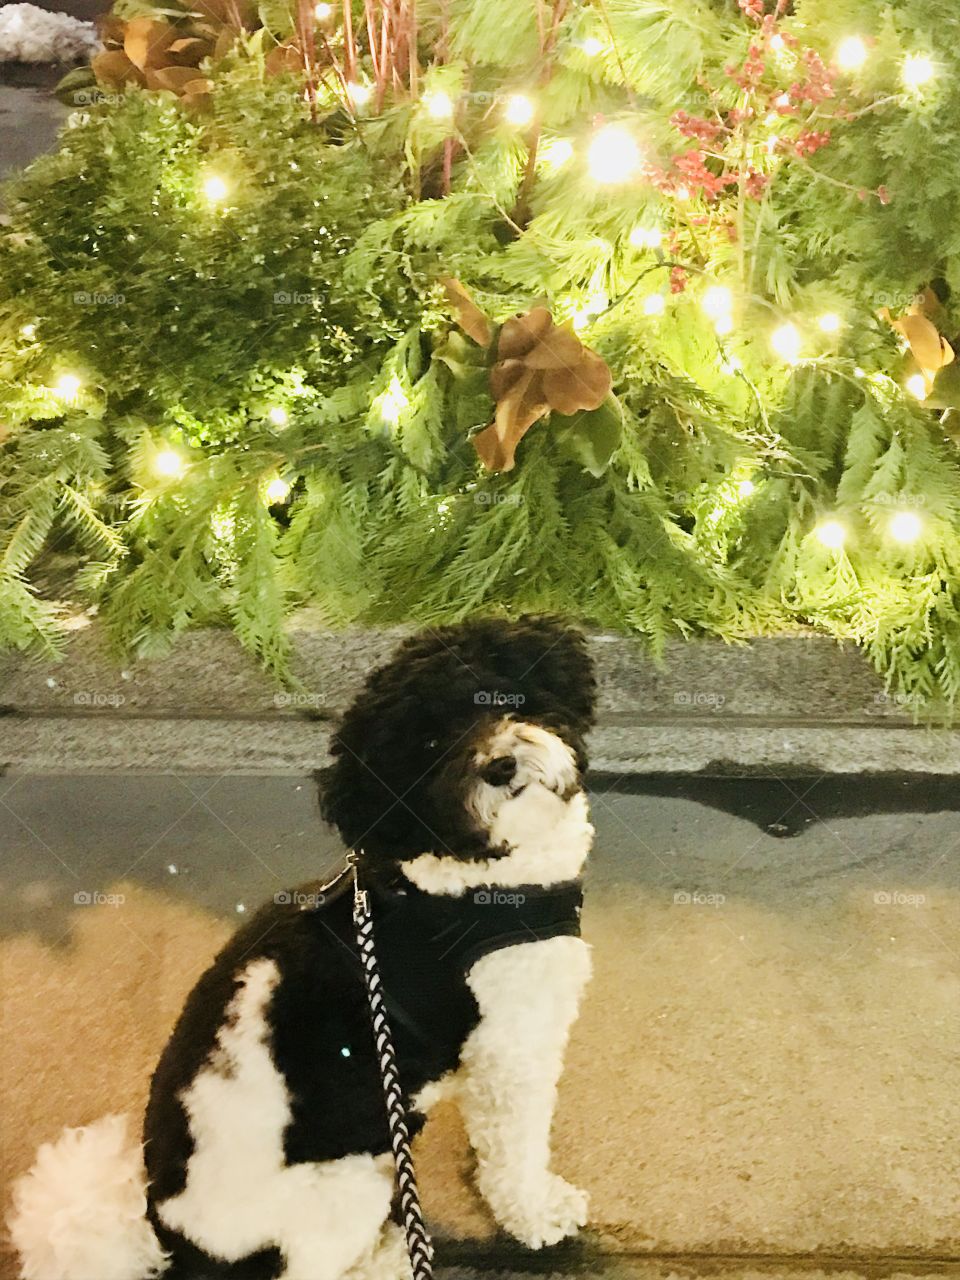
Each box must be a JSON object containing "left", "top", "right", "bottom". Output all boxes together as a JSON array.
[{"left": 317, "top": 615, "right": 596, "bottom": 867}]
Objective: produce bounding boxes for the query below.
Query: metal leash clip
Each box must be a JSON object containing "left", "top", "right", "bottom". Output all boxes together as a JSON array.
[{"left": 346, "top": 848, "right": 369, "bottom": 923}]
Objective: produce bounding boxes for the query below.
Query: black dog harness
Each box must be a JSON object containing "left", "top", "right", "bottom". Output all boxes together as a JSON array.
[{"left": 346, "top": 857, "right": 584, "bottom": 1280}]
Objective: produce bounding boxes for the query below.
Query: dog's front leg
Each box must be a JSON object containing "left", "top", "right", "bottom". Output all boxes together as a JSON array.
[{"left": 458, "top": 934, "right": 592, "bottom": 1249}]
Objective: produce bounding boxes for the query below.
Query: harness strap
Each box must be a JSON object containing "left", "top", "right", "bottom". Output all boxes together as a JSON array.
[{"left": 349, "top": 852, "right": 434, "bottom": 1280}]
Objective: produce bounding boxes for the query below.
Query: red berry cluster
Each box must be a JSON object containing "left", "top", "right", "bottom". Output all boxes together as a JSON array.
[
  {"left": 671, "top": 110, "right": 724, "bottom": 144},
  {"left": 738, "top": 0, "right": 765, "bottom": 19},
  {"left": 670, "top": 266, "right": 689, "bottom": 294},
  {"left": 787, "top": 49, "right": 834, "bottom": 104},
  {"left": 794, "top": 128, "right": 831, "bottom": 157}
]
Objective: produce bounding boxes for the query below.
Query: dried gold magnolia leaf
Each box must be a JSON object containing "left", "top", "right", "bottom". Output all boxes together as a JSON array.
[
  {"left": 441, "top": 278, "right": 492, "bottom": 347},
  {"left": 124, "top": 16, "right": 176, "bottom": 70},
  {"left": 92, "top": 49, "right": 145, "bottom": 87},
  {"left": 498, "top": 307, "right": 552, "bottom": 361},
  {"left": 542, "top": 349, "right": 612, "bottom": 415}
]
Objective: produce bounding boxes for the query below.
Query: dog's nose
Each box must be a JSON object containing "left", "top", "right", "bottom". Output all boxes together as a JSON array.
[{"left": 480, "top": 755, "right": 517, "bottom": 787}]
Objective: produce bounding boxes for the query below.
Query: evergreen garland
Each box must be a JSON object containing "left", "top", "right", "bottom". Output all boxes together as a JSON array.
[{"left": 2, "top": 0, "right": 960, "bottom": 708}]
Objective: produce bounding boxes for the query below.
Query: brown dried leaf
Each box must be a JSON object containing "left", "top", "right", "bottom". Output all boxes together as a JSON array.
[
  {"left": 524, "top": 321, "right": 583, "bottom": 371},
  {"left": 145, "top": 64, "right": 207, "bottom": 93},
  {"left": 124, "top": 17, "right": 177, "bottom": 70},
  {"left": 441, "top": 278, "right": 493, "bottom": 347},
  {"left": 489, "top": 359, "right": 526, "bottom": 402},
  {"left": 542, "top": 349, "right": 612, "bottom": 415},
  {"left": 166, "top": 37, "right": 212, "bottom": 66},
  {"left": 92, "top": 49, "right": 145, "bottom": 88},
  {"left": 895, "top": 314, "right": 952, "bottom": 375},
  {"left": 498, "top": 307, "right": 552, "bottom": 361},
  {"left": 473, "top": 370, "right": 549, "bottom": 471}
]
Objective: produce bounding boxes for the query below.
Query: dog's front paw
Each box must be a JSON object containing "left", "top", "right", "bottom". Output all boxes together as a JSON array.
[{"left": 490, "top": 1172, "right": 588, "bottom": 1250}]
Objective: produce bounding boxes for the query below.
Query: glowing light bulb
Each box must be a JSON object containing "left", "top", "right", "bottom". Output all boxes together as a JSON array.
[
  {"left": 771, "top": 322, "right": 802, "bottom": 365},
  {"left": 770, "top": 34, "right": 785, "bottom": 52},
  {"left": 378, "top": 375, "right": 409, "bottom": 425},
  {"left": 541, "top": 137, "right": 573, "bottom": 170},
  {"left": 265, "top": 476, "right": 291, "bottom": 503},
  {"left": 889, "top": 510, "right": 922, "bottom": 543},
  {"left": 738, "top": 479, "right": 755, "bottom": 497},
  {"left": 815, "top": 519, "right": 846, "bottom": 550},
  {"left": 906, "top": 373, "right": 928, "bottom": 401},
  {"left": 587, "top": 124, "right": 641, "bottom": 184},
  {"left": 643, "top": 294, "right": 666, "bottom": 316},
  {"left": 903, "top": 54, "right": 935, "bottom": 90},
  {"left": 629, "top": 225, "right": 662, "bottom": 250},
  {"left": 20, "top": 322, "right": 36, "bottom": 339},
  {"left": 702, "top": 286, "right": 733, "bottom": 330},
  {"left": 154, "top": 449, "right": 185, "bottom": 478},
  {"left": 836, "top": 36, "right": 868, "bottom": 71},
  {"left": 53, "top": 374, "right": 81, "bottom": 399},
  {"left": 818, "top": 312, "right": 842, "bottom": 333},
  {"left": 504, "top": 94, "right": 534, "bottom": 126},
  {"left": 347, "top": 81, "right": 372, "bottom": 107},
  {"left": 268, "top": 406, "right": 289, "bottom": 427},
  {"left": 675, "top": 184, "right": 691, "bottom": 201},
  {"left": 314, "top": 1, "right": 332, "bottom": 17},
  {"left": 424, "top": 90, "right": 453, "bottom": 119},
  {"left": 581, "top": 36, "right": 604, "bottom": 56},
  {"left": 203, "top": 175, "right": 228, "bottom": 203}
]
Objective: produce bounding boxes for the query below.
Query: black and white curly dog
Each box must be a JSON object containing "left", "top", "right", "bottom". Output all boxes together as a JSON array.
[{"left": 11, "top": 616, "right": 597, "bottom": 1280}]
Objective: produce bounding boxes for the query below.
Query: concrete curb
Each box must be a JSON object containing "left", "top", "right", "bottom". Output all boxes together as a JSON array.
[{"left": 1, "top": 620, "right": 958, "bottom": 774}]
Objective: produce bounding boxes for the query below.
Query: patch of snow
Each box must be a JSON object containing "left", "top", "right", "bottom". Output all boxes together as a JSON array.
[{"left": 0, "top": 4, "right": 99, "bottom": 64}]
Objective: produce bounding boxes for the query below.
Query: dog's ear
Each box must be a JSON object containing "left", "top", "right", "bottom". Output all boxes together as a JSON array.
[{"left": 502, "top": 615, "right": 596, "bottom": 734}]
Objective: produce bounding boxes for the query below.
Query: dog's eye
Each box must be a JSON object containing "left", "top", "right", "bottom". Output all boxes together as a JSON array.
[{"left": 425, "top": 738, "right": 439, "bottom": 750}]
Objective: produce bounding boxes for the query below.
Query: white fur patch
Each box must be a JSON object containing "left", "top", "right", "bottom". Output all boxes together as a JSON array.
[
  {"left": 458, "top": 936, "right": 592, "bottom": 1248},
  {"left": 9, "top": 1114, "right": 167, "bottom": 1280},
  {"left": 157, "top": 957, "right": 394, "bottom": 1280},
  {"left": 402, "top": 721, "right": 593, "bottom": 896}
]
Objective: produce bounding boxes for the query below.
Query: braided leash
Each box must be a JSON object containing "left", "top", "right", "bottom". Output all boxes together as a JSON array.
[{"left": 348, "top": 852, "right": 434, "bottom": 1280}]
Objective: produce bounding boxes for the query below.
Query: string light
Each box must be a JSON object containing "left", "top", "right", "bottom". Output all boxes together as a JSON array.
[
  {"left": 738, "top": 479, "right": 755, "bottom": 497},
  {"left": 905, "top": 373, "right": 928, "bottom": 400},
  {"left": 20, "top": 322, "right": 36, "bottom": 339},
  {"left": 267, "top": 406, "right": 289, "bottom": 427},
  {"left": 674, "top": 184, "right": 691, "bottom": 201},
  {"left": 771, "top": 322, "right": 802, "bottom": 364},
  {"left": 265, "top": 475, "right": 292, "bottom": 503},
  {"left": 702, "top": 286, "right": 733, "bottom": 334},
  {"left": 540, "top": 137, "right": 574, "bottom": 170},
  {"left": 587, "top": 124, "right": 641, "bottom": 183},
  {"left": 504, "top": 94, "right": 534, "bottom": 126},
  {"left": 347, "top": 81, "right": 372, "bottom": 107},
  {"left": 153, "top": 449, "right": 185, "bottom": 478},
  {"left": 643, "top": 294, "right": 666, "bottom": 316},
  {"left": 203, "top": 175, "right": 228, "bottom": 203},
  {"left": 581, "top": 36, "right": 605, "bottom": 56},
  {"left": 53, "top": 374, "right": 81, "bottom": 399},
  {"left": 314, "top": 1, "right": 332, "bottom": 17},
  {"left": 818, "top": 312, "right": 842, "bottom": 333},
  {"left": 902, "top": 54, "right": 935, "bottom": 90},
  {"left": 815, "top": 519, "right": 847, "bottom": 549},
  {"left": 629, "top": 225, "right": 662, "bottom": 250},
  {"left": 424, "top": 90, "right": 454, "bottom": 119},
  {"left": 889, "top": 511, "right": 922, "bottom": 543},
  {"left": 836, "top": 36, "right": 868, "bottom": 71},
  {"left": 378, "top": 375, "right": 409, "bottom": 425},
  {"left": 769, "top": 34, "right": 785, "bottom": 53}
]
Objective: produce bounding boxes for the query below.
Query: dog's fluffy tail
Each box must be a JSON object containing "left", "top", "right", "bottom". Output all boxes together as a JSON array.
[{"left": 8, "top": 1114, "right": 168, "bottom": 1280}]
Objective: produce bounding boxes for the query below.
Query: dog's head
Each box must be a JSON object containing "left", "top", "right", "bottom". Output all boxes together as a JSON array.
[{"left": 318, "top": 616, "right": 596, "bottom": 892}]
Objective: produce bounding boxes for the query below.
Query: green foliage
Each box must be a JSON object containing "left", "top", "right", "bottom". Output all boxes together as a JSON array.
[{"left": 5, "top": 0, "right": 960, "bottom": 711}]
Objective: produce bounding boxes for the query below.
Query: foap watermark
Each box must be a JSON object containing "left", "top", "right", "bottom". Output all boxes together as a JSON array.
[
  {"left": 869, "top": 690, "right": 928, "bottom": 714},
  {"left": 273, "top": 290, "right": 321, "bottom": 306},
  {"left": 274, "top": 691, "right": 327, "bottom": 710},
  {"left": 474, "top": 690, "right": 526, "bottom": 708},
  {"left": 73, "top": 291, "right": 125, "bottom": 306},
  {"left": 474, "top": 491, "right": 523, "bottom": 506},
  {"left": 674, "top": 890, "right": 726, "bottom": 907},
  {"left": 74, "top": 890, "right": 125, "bottom": 907},
  {"left": 73, "top": 690, "right": 126, "bottom": 708},
  {"left": 274, "top": 890, "right": 326, "bottom": 908},
  {"left": 673, "top": 690, "right": 726, "bottom": 710},
  {"left": 874, "top": 890, "right": 926, "bottom": 908},
  {"left": 474, "top": 889, "right": 526, "bottom": 906}
]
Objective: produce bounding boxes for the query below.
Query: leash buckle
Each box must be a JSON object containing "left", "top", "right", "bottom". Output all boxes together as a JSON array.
[{"left": 347, "top": 849, "right": 369, "bottom": 923}]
